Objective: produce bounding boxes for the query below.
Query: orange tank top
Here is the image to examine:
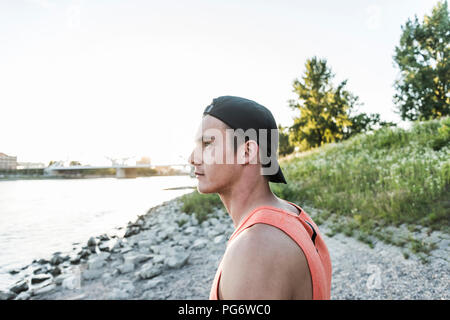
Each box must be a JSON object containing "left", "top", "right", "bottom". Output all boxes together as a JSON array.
[{"left": 209, "top": 201, "right": 332, "bottom": 300}]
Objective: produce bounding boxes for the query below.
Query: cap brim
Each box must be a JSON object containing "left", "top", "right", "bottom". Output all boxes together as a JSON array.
[{"left": 268, "top": 162, "right": 287, "bottom": 184}]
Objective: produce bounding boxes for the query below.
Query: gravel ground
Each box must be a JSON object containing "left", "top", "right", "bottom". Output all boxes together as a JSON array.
[
  {"left": 2, "top": 198, "right": 449, "bottom": 300},
  {"left": 321, "top": 224, "right": 449, "bottom": 299}
]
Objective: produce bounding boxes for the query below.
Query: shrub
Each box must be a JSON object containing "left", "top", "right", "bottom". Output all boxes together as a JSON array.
[{"left": 180, "top": 190, "right": 224, "bottom": 223}]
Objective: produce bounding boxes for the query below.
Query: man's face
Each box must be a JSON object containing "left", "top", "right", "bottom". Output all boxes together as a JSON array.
[{"left": 188, "top": 115, "right": 239, "bottom": 194}]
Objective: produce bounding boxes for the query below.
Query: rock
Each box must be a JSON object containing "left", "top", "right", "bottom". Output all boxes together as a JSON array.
[
  {"left": 111, "top": 269, "right": 120, "bottom": 277},
  {"left": 209, "top": 218, "right": 220, "bottom": 225},
  {"left": 165, "top": 253, "right": 189, "bottom": 269},
  {"left": 98, "top": 234, "right": 110, "bottom": 241},
  {"left": 138, "top": 240, "right": 155, "bottom": 249},
  {"left": 124, "top": 227, "right": 140, "bottom": 238},
  {"left": 87, "top": 236, "right": 97, "bottom": 247},
  {"left": 79, "top": 249, "right": 90, "bottom": 259},
  {"left": 31, "top": 284, "right": 55, "bottom": 296},
  {"left": 0, "top": 290, "right": 16, "bottom": 300},
  {"left": 123, "top": 253, "right": 152, "bottom": 265},
  {"left": 88, "top": 256, "right": 107, "bottom": 270},
  {"left": 82, "top": 269, "right": 103, "bottom": 280},
  {"left": 214, "top": 235, "right": 226, "bottom": 244},
  {"left": 139, "top": 263, "right": 163, "bottom": 280},
  {"left": 33, "top": 266, "right": 49, "bottom": 275},
  {"left": 10, "top": 281, "right": 28, "bottom": 294},
  {"left": 37, "top": 258, "right": 49, "bottom": 265},
  {"left": 50, "top": 254, "right": 65, "bottom": 266},
  {"left": 15, "top": 291, "right": 30, "bottom": 300},
  {"left": 62, "top": 275, "right": 81, "bottom": 290},
  {"left": 150, "top": 245, "right": 163, "bottom": 254},
  {"left": 120, "top": 246, "right": 133, "bottom": 254},
  {"left": 165, "top": 245, "right": 184, "bottom": 255},
  {"left": 190, "top": 216, "right": 199, "bottom": 226},
  {"left": 98, "top": 242, "right": 111, "bottom": 252},
  {"left": 8, "top": 268, "right": 20, "bottom": 275},
  {"left": 118, "top": 262, "right": 135, "bottom": 274},
  {"left": 175, "top": 212, "right": 190, "bottom": 223},
  {"left": 50, "top": 267, "right": 62, "bottom": 277},
  {"left": 201, "top": 220, "right": 210, "bottom": 228},
  {"left": 207, "top": 229, "right": 222, "bottom": 239},
  {"left": 172, "top": 233, "right": 183, "bottom": 243},
  {"left": 54, "top": 274, "right": 71, "bottom": 286},
  {"left": 165, "top": 225, "right": 178, "bottom": 234},
  {"left": 183, "top": 226, "right": 197, "bottom": 235},
  {"left": 96, "top": 252, "right": 111, "bottom": 260},
  {"left": 152, "top": 254, "right": 166, "bottom": 264},
  {"left": 190, "top": 238, "right": 208, "bottom": 250},
  {"left": 157, "top": 230, "right": 169, "bottom": 241},
  {"left": 111, "top": 242, "right": 122, "bottom": 253},
  {"left": 142, "top": 277, "right": 165, "bottom": 290},
  {"left": 177, "top": 238, "right": 192, "bottom": 248},
  {"left": 70, "top": 254, "right": 81, "bottom": 264},
  {"left": 101, "top": 272, "right": 113, "bottom": 282},
  {"left": 31, "top": 274, "right": 51, "bottom": 284}
]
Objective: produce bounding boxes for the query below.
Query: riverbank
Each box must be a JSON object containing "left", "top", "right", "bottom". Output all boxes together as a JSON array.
[
  {"left": 0, "top": 195, "right": 448, "bottom": 300},
  {"left": 0, "top": 173, "right": 191, "bottom": 181}
]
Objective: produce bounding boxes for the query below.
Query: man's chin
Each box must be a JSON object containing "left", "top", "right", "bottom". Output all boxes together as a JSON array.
[{"left": 196, "top": 181, "right": 216, "bottom": 194}]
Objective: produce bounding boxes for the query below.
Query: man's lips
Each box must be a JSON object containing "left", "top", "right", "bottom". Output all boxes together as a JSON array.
[{"left": 194, "top": 171, "right": 205, "bottom": 176}]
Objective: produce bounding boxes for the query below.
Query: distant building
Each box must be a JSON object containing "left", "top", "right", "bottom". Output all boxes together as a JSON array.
[
  {"left": 0, "top": 152, "right": 17, "bottom": 170},
  {"left": 17, "top": 162, "right": 46, "bottom": 169}
]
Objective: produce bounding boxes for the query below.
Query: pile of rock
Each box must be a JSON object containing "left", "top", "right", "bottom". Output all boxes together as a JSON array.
[{"left": 0, "top": 198, "right": 234, "bottom": 300}]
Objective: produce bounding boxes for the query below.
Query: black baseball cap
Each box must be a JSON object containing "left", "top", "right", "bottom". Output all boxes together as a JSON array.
[{"left": 203, "top": 95, "right": 287, "bottom": 184}]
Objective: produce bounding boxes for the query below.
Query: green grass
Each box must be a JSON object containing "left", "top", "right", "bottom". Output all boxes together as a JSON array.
[
  {"left": 180, "top": 190, "right": 224, "bottom": 223},
  {"left": 271, "top": 117, "right": 450, "bottom": 256}
]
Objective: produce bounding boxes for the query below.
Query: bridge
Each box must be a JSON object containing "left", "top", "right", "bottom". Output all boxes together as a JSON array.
[{"left": 44, "top": 163, "right": 193, "bottom": 179}]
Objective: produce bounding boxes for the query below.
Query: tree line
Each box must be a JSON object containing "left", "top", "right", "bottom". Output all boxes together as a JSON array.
[{"left": 279, "top": 0, "right": 449, "bottom": 156}]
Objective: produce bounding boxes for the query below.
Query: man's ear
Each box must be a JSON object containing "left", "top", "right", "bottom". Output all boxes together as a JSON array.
[{"left": 239, "top": 140, "right": 259, "bottom": 164}]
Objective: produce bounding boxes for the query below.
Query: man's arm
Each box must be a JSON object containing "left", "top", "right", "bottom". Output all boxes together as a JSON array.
[{"left": 219, "top": 224, "right": 312, "bottom": 300}]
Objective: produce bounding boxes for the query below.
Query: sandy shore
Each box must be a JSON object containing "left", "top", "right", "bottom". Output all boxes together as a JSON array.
[{"left": 1, "top": 197, "right": 448, "bottom": 300}]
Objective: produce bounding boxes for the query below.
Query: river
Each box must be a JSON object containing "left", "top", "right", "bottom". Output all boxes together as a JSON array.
[{"left": 0, "top": 175, "right": 197, "bottom": 291}]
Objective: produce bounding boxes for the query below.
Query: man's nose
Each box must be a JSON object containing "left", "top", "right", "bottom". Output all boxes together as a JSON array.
[
  {"left": 188, "top": 148, "right": 202, "bottom": 165},
  {"left": 188, "top": 151, "right": 194, "bottom": 165}
]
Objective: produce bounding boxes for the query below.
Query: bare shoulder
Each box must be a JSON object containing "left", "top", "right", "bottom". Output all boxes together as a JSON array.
[{"left": 220, "top": 223, "right": 312, "bottom": 299}]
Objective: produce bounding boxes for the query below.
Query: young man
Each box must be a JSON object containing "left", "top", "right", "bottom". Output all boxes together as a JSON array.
[{"left": 188, "top": 96, "right": 331, "bottom": 300}]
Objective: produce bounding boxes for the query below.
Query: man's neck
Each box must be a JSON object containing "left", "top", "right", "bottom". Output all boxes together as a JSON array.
[{"left": 218, "top": 177, "right": 280, "bottom": 228}]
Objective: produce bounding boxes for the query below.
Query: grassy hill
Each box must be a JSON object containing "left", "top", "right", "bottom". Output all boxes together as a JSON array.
[
  {"left": 272, "top": 116, "right": 450, "bottom": 253},
  {"left": 181, "top": 117, "right": 449, "bottom": 256}
]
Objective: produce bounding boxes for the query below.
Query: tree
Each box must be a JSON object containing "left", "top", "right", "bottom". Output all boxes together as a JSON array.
[
  {"left": 278, "top": 124, "right": 295, "bottom": 157},
  {"left": 289, "top": 57, "right": 356, "bottom": 150},
  {"left": 343, "top": 110, "right": 397, "bottom": 140},
  {"left": 393, "top": 0, "right": 450, "bottom": 121}
]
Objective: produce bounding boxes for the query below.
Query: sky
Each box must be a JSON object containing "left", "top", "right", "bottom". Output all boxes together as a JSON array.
[{"left": 0, "top": 0, "right": 437, "bottom": 165}]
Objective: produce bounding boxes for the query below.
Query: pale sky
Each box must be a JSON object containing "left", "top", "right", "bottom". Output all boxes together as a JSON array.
[{"left": 0, "top": 0, "right": 436, "bottom": 165}]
